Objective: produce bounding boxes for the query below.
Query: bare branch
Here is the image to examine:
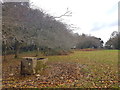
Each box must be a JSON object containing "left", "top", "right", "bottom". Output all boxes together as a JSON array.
[{"left": 54, "top": 8, "right": 72, "bottom": 18}]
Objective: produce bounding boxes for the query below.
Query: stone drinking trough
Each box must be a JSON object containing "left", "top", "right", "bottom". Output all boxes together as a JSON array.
[{"left": 21, "top": 57, "right": 48, "bottom": 75}]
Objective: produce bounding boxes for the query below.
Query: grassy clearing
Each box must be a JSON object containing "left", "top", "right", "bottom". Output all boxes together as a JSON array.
[
  {"left": 47, "top": 50, "right": 118, "bottom": 65},
  {"left": 23, "top": 50, "right": 118, "bottom": 88},
  {"left": 46, "top": 50, "right": 118, "bottom": 88},
  {"left": 2, "top": 50, "right": 119, "bottom": 88}
]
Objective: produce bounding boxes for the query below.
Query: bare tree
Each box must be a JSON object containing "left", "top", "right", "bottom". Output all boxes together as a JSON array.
[{"left": 54, "top": 8, "right": 72, "bottom": 18}]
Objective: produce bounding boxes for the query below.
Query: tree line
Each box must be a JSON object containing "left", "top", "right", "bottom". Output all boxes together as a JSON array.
[
  {"left": 2, "top": 2, "right": 118, "bottom": 60},
  {"left": 2, "top": 2, "right": 77, "bottom": 59}
]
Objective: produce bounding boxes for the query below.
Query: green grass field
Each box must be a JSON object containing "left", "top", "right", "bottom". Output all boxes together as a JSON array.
[
  {"left": 46, "top": 50, "right": 118, "bottom": 88},
  {"left": 3, "top": 50, "right": 119, "bottom": 88}
]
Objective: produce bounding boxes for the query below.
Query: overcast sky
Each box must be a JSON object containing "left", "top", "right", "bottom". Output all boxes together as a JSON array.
[{"left": 30, "top": 0, "right": 119, "bottom": 43}]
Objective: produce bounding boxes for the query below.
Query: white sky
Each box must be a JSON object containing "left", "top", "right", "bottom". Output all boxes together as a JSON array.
[{"left": 30, "top": 0, "right": 119, "bottom": 43}]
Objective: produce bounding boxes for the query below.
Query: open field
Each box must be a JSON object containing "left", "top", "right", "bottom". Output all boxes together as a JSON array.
[{"left": 2, "top": 50, "right": 119, "bottom": 88}]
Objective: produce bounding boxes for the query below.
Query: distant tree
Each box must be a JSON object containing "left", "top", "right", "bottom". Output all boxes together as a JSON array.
[
  {"left": 105, "top": 31, "right": 120, "bottom": 49},
  {"left": 76, "top": 34, "right": 103, "bottom": 49}
]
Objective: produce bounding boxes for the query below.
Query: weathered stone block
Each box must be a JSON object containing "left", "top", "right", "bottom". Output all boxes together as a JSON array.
[{"left": 21, "top": 57, "right": 48, "bottom": 75}]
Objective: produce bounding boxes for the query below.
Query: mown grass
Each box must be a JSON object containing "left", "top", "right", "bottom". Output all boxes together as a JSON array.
[
  {"left": 46, "top": 50, "right": 118, "bottom": 65},
  {"left": 3, "top": 49, "right": 119, "bottom": 88},
  {"left": 46, "top": 50, "right": 118, "bottom": 88}
]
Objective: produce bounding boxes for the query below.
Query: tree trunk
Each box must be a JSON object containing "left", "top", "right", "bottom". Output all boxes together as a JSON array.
[
  {"left": 14, "top": 41, "right": 20, "bottom": 58},
  {"left": 3, "top": 40, "right": 7, "bottom": 61},
  {"left": 35, "top": 47, "right": 39, "bottom": 57},
  {"left": 3, "top": 45, "right": 7, "bottom": 61},
  {"left": 15, "top": 46, "right": 19, "bottom": 58}
]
